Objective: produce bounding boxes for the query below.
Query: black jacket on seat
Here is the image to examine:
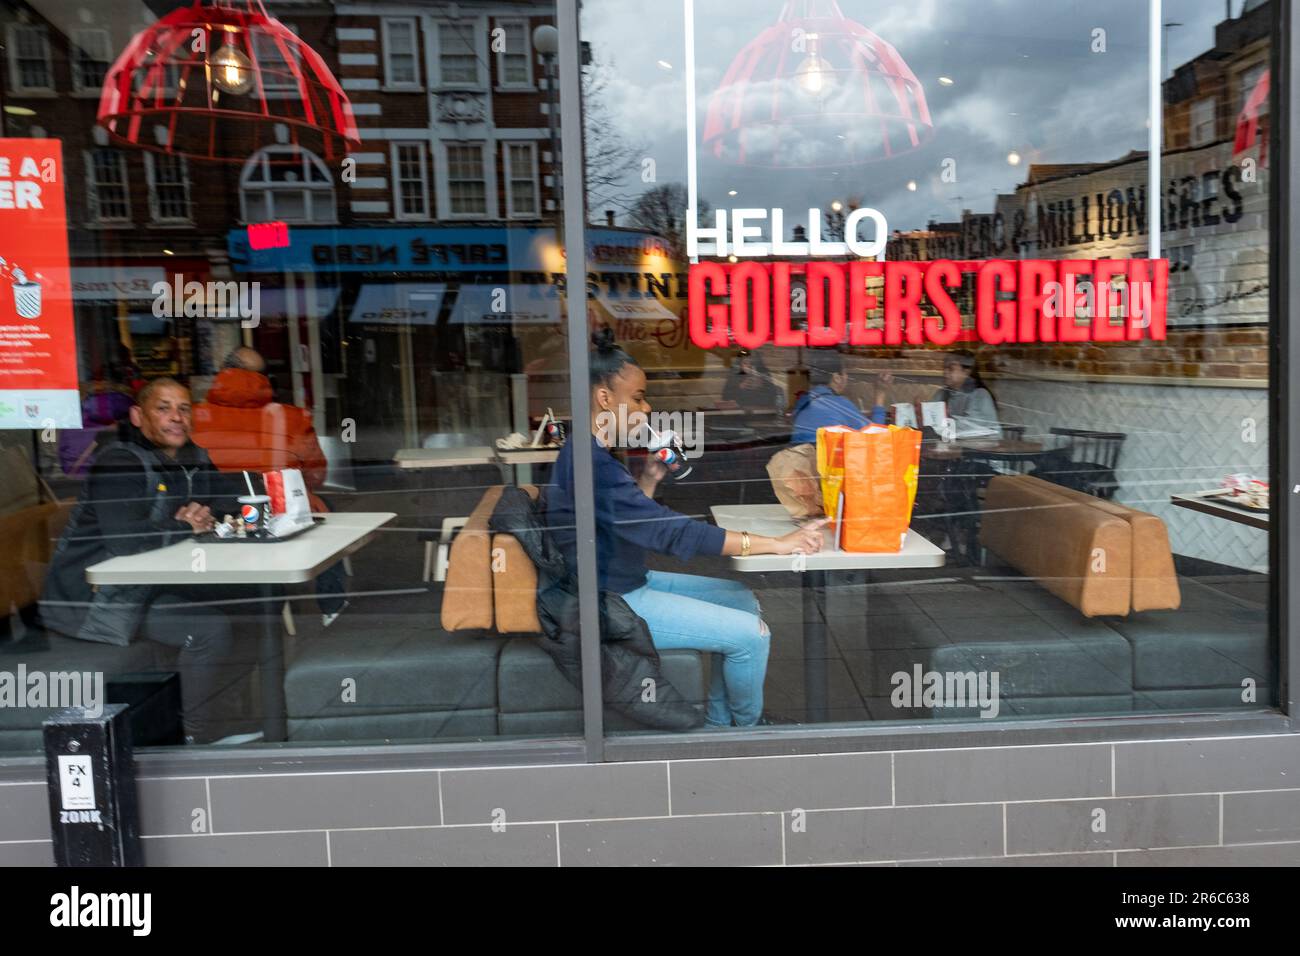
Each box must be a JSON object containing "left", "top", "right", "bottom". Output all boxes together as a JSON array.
[{"left": 489, "top": 485, "right": 703, "bottom": 731}]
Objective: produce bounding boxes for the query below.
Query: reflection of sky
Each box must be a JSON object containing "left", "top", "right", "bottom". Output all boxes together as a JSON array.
[{"left": 582, "top": 0, "right": 1231, "bottom": 233}]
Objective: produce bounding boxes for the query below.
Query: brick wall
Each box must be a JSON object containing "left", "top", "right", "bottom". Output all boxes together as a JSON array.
[{"left": 3, "top": 733, "right": 1298, "bottom": 865}]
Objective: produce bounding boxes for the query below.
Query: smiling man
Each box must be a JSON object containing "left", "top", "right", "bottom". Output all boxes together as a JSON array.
[{"left": 40, "top": 378, "right": 247, "bottom": 743}]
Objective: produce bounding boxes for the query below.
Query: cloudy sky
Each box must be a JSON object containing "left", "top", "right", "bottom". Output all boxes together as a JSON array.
[{"left": 582, "top": 0, "right": 1239, "bottom": 235}]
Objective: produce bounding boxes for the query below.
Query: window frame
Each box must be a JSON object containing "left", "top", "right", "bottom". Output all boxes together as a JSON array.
[
  {"left": 381, "top": 16, "right": 422, "bottom": 90},
  {"left": 438, "top": 141, "right": 492, "bottom": 219},
  {"left": 83, "top": 148, "right": 132, "bottom": 226},
  {"left": 6, "top": 22, "right": 54, "bottom": 94},
  {"left": 503, "top": 141, "right": 540, "bottom": 219},
  {"left": 494, "top": 17, "right": 534, "bottom": 91},
  {"left": 1190, "top": 96, "right": 1216, "bottom": 147},
  {"left": 433, "top": 17, "right": 486, "bottom": 90},
  {"left": 144, "top": 153, "right": 194, "bottom": 224},
  {"left": 70, "top": 27, "right": 113, "bottom": 95},
  {"left": 390, "top": 141, "right": 431, "bottom": 221},
  {"left": 0, "top": 0, "right": 1287, "bottom": 780},
  {"left": 238, "top": 145, "right": 338, "bottom": 225}
]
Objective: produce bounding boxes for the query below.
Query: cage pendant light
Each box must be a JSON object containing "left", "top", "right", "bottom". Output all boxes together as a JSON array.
[
  {"left": 96, "top": 0, "right": 359, "bottom": 163},
  {"left": 701, "top": 0, "right": 934, "bottom": 168}
]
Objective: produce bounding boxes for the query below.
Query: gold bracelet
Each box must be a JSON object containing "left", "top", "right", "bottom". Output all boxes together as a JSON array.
[{"left": 740, "top": 531, "right": 751, "bottom": 557}]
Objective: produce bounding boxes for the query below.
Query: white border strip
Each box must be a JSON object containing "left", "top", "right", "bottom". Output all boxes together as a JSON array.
[
  {"left": 685, "top": 0, "right": 698, "bottom": 264},
  {"left": 1149, "top": 0, "right": 1162, "bottom": 260}
]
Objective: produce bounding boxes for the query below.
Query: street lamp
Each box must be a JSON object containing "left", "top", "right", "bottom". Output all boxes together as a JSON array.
[{"left": 533, "top": 25, "right": 562, "bottom": 213}]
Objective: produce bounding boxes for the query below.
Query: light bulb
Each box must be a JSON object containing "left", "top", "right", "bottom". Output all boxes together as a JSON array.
[
  {"left": 794, "top": 33, "right": 832, "bottom": 96},
  {"left": 212, "top": 41, "right": 253, "bottom": 95},
  {"left": 795, "top": 54, "right": 832, "bottom": 95}
]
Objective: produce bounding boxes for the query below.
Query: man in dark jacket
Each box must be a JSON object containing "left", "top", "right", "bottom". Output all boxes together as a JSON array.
[{"left": 40, "top": 378, "right": 244, "bottom": 743}]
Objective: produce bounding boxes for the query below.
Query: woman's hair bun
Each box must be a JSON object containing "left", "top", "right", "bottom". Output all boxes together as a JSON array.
[{"left": 591, "top": 326, "right": 618, "bottom": 350}]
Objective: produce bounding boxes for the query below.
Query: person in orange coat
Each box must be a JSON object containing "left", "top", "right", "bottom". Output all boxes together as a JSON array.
[
  {"left": 192, "top": 347, "right": 329, "bottom": 512},
  {"left": 193, "top": 347, "right": 347, "bottom": 624}
]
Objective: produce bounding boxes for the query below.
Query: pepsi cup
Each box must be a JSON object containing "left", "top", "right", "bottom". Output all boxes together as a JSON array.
[
  {"left": 544, "top": 420, "right": 566, "bottom": 444},
  {"left": 237, "top": 495, "right": 271, "bottom": 535},
  {"left": 650, "top": 430, "right": 692, "bottom": 480}
]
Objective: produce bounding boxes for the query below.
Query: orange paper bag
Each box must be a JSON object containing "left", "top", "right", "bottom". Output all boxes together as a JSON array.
[{"left": 827, "top": 425, "right": 921, "bottom": 553}]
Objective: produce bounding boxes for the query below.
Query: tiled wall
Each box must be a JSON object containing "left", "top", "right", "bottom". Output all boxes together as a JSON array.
[{"left": 2, "top": 733, "right": 1299, "bottom": 866}]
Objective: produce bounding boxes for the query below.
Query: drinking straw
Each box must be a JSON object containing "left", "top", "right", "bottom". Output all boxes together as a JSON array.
[{"left": 243, "top": 471, "right": 256, "bottom": 497}]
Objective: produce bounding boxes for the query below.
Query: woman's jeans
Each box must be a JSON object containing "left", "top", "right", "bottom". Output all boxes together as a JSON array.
[{"left": 621, "top": 571, "right": 769, "bottom": 727}]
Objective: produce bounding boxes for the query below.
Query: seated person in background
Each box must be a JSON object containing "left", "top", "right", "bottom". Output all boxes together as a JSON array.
[
  {"left": 192, "top": 346, "right": 347, "bottom": 625},
  {"left": 192, "top": 347, "right": 328, "bottom": 510},
  {"left": 546, "top": 333, "right": 826, "bottom": 727},
  {"left": 40, "top": 379, "right": 244, "bottom": 743},
  {"left": 721, "top": 348, "right": 784, "bottom": 413},
  {"left": 790, "top": 348, "right": 892, "bottom": 444},
  {"left": 932, "top": 350, "right": 1002, "bottom": 438}
]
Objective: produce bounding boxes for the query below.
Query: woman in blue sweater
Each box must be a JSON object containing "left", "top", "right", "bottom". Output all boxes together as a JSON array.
[{"left": 546, "top": 335, "right": 826, "bottom": 727}]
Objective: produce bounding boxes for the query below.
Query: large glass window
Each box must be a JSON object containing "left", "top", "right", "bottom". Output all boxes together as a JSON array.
[
  {"left": 0, "top": 0, "right": 581, "bottom": 755},
  {"left": 577, "top": 0, "right": 1276, "bottom": 730}
]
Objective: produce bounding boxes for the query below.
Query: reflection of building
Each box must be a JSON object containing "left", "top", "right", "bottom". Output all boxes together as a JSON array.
[{"left": 0, "top": 0, "right": 570, "bottom": 456}]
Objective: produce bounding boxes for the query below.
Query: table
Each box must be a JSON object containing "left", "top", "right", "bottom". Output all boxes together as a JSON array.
[
  {"left": 1171, "top": 491, "right": 1269, "bottom": 530},
  {"left": 395, "top": 445, "right": 560, "bottom": 484},
  {"left": 86, "top": 511, "right": 396, "bottom": 742},
  {"left": 710, "top": 504, "right": 946, "bottom": 721},
  {"left": 921, "top": 438, "right": 1045, "bottom": 465}
]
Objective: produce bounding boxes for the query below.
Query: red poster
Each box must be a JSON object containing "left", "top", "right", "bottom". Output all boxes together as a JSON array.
[{"left": 0, "top": 139, "right": 80, "bottom": 428}]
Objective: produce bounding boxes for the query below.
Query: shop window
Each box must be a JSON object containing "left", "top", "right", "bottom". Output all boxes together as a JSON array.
[
  {"left": 239, "top": 145, "right": 336, "bottom": 223},
  {"left": 7, "top": 23, "right": 53, "bottom": 92},
  {"left": 495, "top": 19, "right": 532, "bottom": 89},
  {"left": 445, "top": 143, "right": 488, "bottom": 217},
  {"left": 1190, "top": 97, "right": 1216, "bottom": 147},
  {"left": 437, "top": 20, "right": 480, "bottom": 87},
  {"left": 71, "top": 28, "right": 112, "bottom": 92},
  {"left": 392, "top": 141, "right": 431, "bottom": 220},
  {"left": 85, "top": 149, "right": 131, "bottom": 223},
  {"left": 382, "top": 16, "right": 420, "bottom": 88},
  {"left": 145, "top": 153, "right": 192, "bottom": 223},
  {"left": 504, "top": 142, "right": 539, "bottom": 218}
]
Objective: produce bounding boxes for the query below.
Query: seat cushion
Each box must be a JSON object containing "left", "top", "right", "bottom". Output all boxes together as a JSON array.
[
  {"left": 287, "top": 709, "right": 499, "bottom": 742},
  {"left": 0, "top": 634, "right": 163, "bottom": 735},
  {"left": 285, "top": 627, "right": 504, "bottom": 719},
  {"left": 927, "top": 616, "right": 1133, "bottom": 701},
  {"left": 1110, "top": 607, "right": 1270, "bottom": 690},
  {"left": 496, "top": 637, "right": 707, "bottom": 717}
]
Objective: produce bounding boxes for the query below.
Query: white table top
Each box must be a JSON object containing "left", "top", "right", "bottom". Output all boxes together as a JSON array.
[
  {"left": 395, "top": 447, "right": 498, "bottom": 469},
  {"left": 395, "top": 446, "right": 561, "bottom": 468},
  {"left": 710, "top": 504, "right": 946, "bottom": 572},
  {"left": 85, "top": 512, "right": 396, "bottom": 586}
]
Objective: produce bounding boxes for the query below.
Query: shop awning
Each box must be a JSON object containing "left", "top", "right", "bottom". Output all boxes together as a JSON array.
[
  {"left": 347, "top": 283, "right": 448, "bottom": 325},
  {"left": 448, "top": 284, "right": 561, "bottom": 325}
]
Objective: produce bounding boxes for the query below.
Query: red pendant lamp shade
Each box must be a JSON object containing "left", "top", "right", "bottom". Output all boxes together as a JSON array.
[
  {"left": 702, "top": 0, "right": 933, "bottom": 168},
  {"left": 1233, "top": 67, "right": 1269, "bottom": 168},
  {"left": 97, "top": 0, "right": 359, "bottom": 163}
]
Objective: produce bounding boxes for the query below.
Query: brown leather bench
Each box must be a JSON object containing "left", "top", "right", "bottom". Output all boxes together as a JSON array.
[{"left": 980, "top": 474, "right": 1180, "bottom": 617}]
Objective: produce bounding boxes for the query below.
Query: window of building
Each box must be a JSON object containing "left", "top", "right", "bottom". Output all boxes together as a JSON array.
[
  {"left": 253, "top": 23, "right": 302, "bottom": 93},
  {"left": 1239, "top": 62, "right": 1267, "bottom": 112},
  {"left": 504, "top": 142, "right": 539, "bottom": 218},
  {"left": 71, "top": 28, "right": 113, "bottom": 92},
  {"left": 239, "top": 145, "right": 336, "bottom": 223},
  {"left": 495, "top": 19, "right": 532, "bottom": 89},
  {"left": 445, "top": 143, "right": 488, "bottom": 216},
  {"left": 437, "top": 20, "right": 480, "bottom": 86},
  {"left": 85, "top": 149, "right": 131, "bottom": 223},
  {"left": 7, "top": 23, "right": 53, "bottom": 92},
  {"left": 145, "top": 153, "right": 192, "bottom": 222},
  {"left": 382, "top": 17, "right": 420, "bottom": 88},
  {"left": 392, "top": 142, "right": 431, "bottom": 220},
  {"left": 1190, "top": 97, "right": 1216, "bottom": 147}
]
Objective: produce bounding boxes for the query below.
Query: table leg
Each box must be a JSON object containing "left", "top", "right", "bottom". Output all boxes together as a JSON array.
[
  {"left": 259, "top": 583, "right": 287, "bottom": 742},
  {"left": 803, "top": 569, "right": 828, "bottom": 723}
]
